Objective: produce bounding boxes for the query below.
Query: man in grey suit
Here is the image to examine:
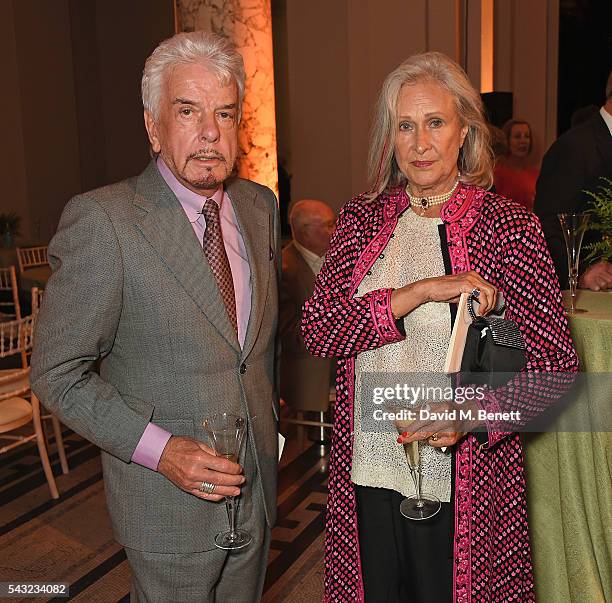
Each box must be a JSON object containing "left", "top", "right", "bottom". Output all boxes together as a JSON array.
[{"left": 31, "top": 31, "right": 279, "bottom": 602}]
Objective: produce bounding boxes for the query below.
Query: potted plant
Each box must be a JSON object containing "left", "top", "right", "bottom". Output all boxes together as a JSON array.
[
  {"left": 584, "top": 177, "right": 612, "bottom": 264},
  {"left": 0, "top": 212, "right": 21, "bottom": 248}
]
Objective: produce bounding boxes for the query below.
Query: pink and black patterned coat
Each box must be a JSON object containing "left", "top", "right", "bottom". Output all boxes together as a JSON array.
[{"left": 302, "top": 183, "right": 578, "bottom": 602}]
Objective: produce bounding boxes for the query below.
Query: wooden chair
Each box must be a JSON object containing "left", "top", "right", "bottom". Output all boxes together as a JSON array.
[
  {"left": 30, "top": 287, "right": 69, "bottom": 475},
  {"left": 0, "top": 266, "right": 21, "bottom": 322},
  {"left": 0, "top": 315, "right": 59, "bottom": 499},
  {"left": 31, "top": 286, "right": 43, "bottom": 316},
  {"left": 16, "top": 245, "right": 49, "bottom": 273}
]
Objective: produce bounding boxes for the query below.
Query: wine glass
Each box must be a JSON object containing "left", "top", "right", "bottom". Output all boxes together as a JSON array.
[
  {"left": 394, "top": 418, "right": 441, "bottom": 521},
  {"left": 558, "top": 212, "right": 590, "bottom": 314},
  {"left": 203, "top": 413, "right": 252, "bottom": 550}
]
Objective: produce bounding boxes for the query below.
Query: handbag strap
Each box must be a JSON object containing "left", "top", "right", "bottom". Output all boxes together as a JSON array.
[{"left": 467, "top": 292, "right": 480, "bottom": 322}]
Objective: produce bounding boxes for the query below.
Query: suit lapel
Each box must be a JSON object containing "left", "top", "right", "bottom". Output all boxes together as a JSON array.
[
  {"left": 226, "top": 178, "right": 270, "bottom": 359},
  {"left": 133, "top": 161, "right": 240, "bottom": 351},
  {"left": 593, "top": 114, "right": 612, "bottom": 171}
]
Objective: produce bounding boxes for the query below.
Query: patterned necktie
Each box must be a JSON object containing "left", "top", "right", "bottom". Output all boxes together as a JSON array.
[{"left": 201, "top": 199, "right": 238, "bottom": 335}]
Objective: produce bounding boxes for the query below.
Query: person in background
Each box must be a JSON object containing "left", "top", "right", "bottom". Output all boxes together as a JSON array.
[
  {"left": 302, "top": 51, "right": 577, "bottom": 602},
  {"left": 534, "top": 71, "right": 612, "bottom": 291},
  {"left": 493, "top": 119, "right": 540, "bottom": 210},
  {"left": 30, "top": 31, "right": 280, "bottom": 602},
  {"left": 280, "top": 200, "right": 336, "bottom": 434},
  {"left": 570, "top": 104, "right": 599, "bottom": 128},
  {"left": 488, "top": 122, "right": 508, "bottom": 162}
]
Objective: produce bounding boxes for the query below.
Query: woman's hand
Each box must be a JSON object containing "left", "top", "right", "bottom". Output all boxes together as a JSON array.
[
  {"left": 396, "top": 401, "right": 484, "bottom": 448},
  {"left": 391, "top": 271, "right": 497, "bottom": 319},
  {"left": 422, "top": 271, "right": 497, "bottom": 312}
]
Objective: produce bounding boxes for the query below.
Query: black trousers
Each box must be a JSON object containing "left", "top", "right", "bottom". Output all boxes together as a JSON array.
[{"left": 355, "top": 485, "right": 454, "bottom": 603}]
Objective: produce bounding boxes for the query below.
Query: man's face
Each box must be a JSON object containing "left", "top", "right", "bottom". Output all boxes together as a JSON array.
[
  {"left": 297, "top": 203, "right": 337, "bottom": 257},
  {"left": 144, "top": 63, "right": 239, "bottom": 195}
]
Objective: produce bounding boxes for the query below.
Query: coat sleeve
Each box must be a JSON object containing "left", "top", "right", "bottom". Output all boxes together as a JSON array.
[
  {"left": 478, "top": 212, "right": 579, "bottom": 448},
  {"left": 30, "top": 195, "right": 152, "bottom": 462},
  {"left": 504, "top": 215, "right": 578, "bottom": 372},
  {"left": 301, "top": 201, "right": 405, "bottom": 359}
]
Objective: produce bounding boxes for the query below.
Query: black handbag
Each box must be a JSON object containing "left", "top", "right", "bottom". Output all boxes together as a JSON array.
[{"left": 460, "top": 292, "right": 526, "bottom": 383}]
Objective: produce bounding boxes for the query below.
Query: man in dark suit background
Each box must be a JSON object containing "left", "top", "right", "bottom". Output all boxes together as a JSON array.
[
  {"left": 31, "top": 31, "right": 280, "bottom": 602},
  {"left": 534, "top": 71, "right": 612, "bottom": 291},
  {"left": 280, "top": 200, "right": 336, "bottom": 432}
]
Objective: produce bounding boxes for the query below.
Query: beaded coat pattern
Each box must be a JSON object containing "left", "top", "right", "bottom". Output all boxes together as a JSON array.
[{"left": 302, "top": 183, "right": 578, "bottom": 602}]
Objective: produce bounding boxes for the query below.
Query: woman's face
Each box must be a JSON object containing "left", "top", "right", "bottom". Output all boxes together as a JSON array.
[
  {"left": 508, "top": 123, "right": 531, "bottom": 158},
  {"left": 394, "top": 80, "right": 468, "bottom": 197}
]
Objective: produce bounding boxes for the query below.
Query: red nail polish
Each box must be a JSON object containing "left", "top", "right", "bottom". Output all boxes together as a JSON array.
[
  {"left": 397, "top": 437, "right": 402, "bottom": 443},
  {"left": 402, "top": 432, "right": 408, "bottom": 437}
]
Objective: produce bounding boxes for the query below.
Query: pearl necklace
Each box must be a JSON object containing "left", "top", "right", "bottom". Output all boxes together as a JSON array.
[{"left": 406, "top": 180, "right": 459, "bottom": 215}]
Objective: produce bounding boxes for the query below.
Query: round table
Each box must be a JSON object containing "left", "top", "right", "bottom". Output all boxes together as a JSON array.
[{"left": 523, "top": 290, "right": 612, "bottom": 602}]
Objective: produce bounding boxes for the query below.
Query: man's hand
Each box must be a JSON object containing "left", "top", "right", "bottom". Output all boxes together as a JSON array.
[
  {"left": 157, "top": 436, "right": 245, "bottom": 502},
  {"left": 579, "top": 261, "right": 612, "bottom": 291}
]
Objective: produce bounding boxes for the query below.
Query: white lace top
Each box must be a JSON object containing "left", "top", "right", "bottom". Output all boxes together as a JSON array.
[{"left": 351, "top": 209, "right": 453, "bottom": 501}]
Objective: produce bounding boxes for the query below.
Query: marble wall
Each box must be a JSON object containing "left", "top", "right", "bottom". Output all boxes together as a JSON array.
[{"left": 176, "top": 0, "right": 279, "bottom": 196}]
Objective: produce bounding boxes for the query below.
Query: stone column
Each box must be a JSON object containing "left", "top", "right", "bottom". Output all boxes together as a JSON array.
[{"left": 175, "top": 0, "right": 278, "bottom": 196}]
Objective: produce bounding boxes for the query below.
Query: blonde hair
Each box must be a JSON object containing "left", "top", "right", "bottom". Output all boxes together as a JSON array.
[
  {"left": 502, "top": 119, "right": 533, "bottom": 155},
  {"left": 367, "top": 52, "right": 493, "bottom": 199}
]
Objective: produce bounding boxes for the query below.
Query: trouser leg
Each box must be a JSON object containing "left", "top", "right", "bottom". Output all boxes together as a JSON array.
[
  {"left": 127, "top": 441, "right": 270, "bottom": 603},
  {"left": 356, "top": 485, "right": 453, "bottom": 603},
  {"left": 126, "top": 546, "right": 225, "bottom": 603}
]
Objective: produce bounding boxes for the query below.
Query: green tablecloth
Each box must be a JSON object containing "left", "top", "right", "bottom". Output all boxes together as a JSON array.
[{"left": 524, "top": 290, "right": 612, "bottom": 602}]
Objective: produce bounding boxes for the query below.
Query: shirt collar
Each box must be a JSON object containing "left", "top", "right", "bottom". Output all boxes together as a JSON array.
[
  {"left": 600, "top": 106, "right": 612, "bottom": 136},
  {"left": 157, "top": 157, "right": 224, "bottom": 223},
  {"left": 293, "top": 240, "right": 325, "bottom": 274}
]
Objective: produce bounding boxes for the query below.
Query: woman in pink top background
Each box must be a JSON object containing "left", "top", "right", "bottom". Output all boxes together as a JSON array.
[{"left": 494, "top": 119, "right": 540, "bottom": 210}]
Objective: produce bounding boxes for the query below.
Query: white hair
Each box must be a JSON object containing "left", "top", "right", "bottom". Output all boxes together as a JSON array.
[{"left": 142, "top": 31, "right": 246, "bottom": 120}]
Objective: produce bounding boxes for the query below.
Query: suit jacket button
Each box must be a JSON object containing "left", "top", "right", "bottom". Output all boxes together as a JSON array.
[{"left": 239, "top": 363, "right": 247, "bottom": 374}]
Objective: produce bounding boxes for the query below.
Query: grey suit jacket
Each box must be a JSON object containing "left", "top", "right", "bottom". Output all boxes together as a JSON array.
[{"left": 31, "top": 160, "right": 280, "bottom": 553}]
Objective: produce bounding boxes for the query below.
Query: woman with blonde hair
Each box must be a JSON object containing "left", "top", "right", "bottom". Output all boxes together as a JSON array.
[
  {"left": 493, "top": 118, "right": 540, "bottom": 210},
  {"left": 302, "top": 52, "right": 577, "bottom": 602}
]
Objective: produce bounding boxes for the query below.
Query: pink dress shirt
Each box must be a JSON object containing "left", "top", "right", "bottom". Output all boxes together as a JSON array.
[{"left": 131, "top": 158, "right": 252, "bottom": 470}]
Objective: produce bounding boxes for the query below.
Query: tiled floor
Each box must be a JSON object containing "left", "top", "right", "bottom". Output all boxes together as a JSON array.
[{"left": 0, "top": 428, "right": 327, "bottom": 602}]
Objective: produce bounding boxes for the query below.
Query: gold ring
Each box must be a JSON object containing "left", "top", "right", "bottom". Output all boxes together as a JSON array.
[{"left": 429, "top": 433, "right": 439, "bottom": 442}]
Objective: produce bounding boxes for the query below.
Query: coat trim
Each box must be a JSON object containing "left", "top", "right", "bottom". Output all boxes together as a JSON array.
[
  {"left": 443, "top": 185, "right": 478, "bottom": 603},
  {"left": 340, "top": 189, "right": 407, "bottom": 602}
]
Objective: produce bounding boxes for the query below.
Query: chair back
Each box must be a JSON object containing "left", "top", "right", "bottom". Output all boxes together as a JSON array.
[
  {"left": 0, "top": 315, "right": 34, "bottom": 359},
  {"left": 0, "top": 266, "right": 21, "bottom": 320},
  {"left": 0, "top": 314, "right": 59, "bottom": 498},
  {"left": 16, "top": 246, "right": 49, "bottom": 273},
  {"left": 0, "top": 366, "right": 31, "bottom": 402},
  {"left": 31, "top": 287, "right": 44, "bottom": 317}
]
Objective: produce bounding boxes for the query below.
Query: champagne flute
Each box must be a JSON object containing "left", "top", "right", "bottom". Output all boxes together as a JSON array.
[
  {"left": 203, "top": 413, "right": 252, "bottom": 550},
  {"left": 394, "top": 418, "right": 441, "bottom": 521},
  {"left": 558, "top": 212, "right": 590, "bottom": 314}
]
